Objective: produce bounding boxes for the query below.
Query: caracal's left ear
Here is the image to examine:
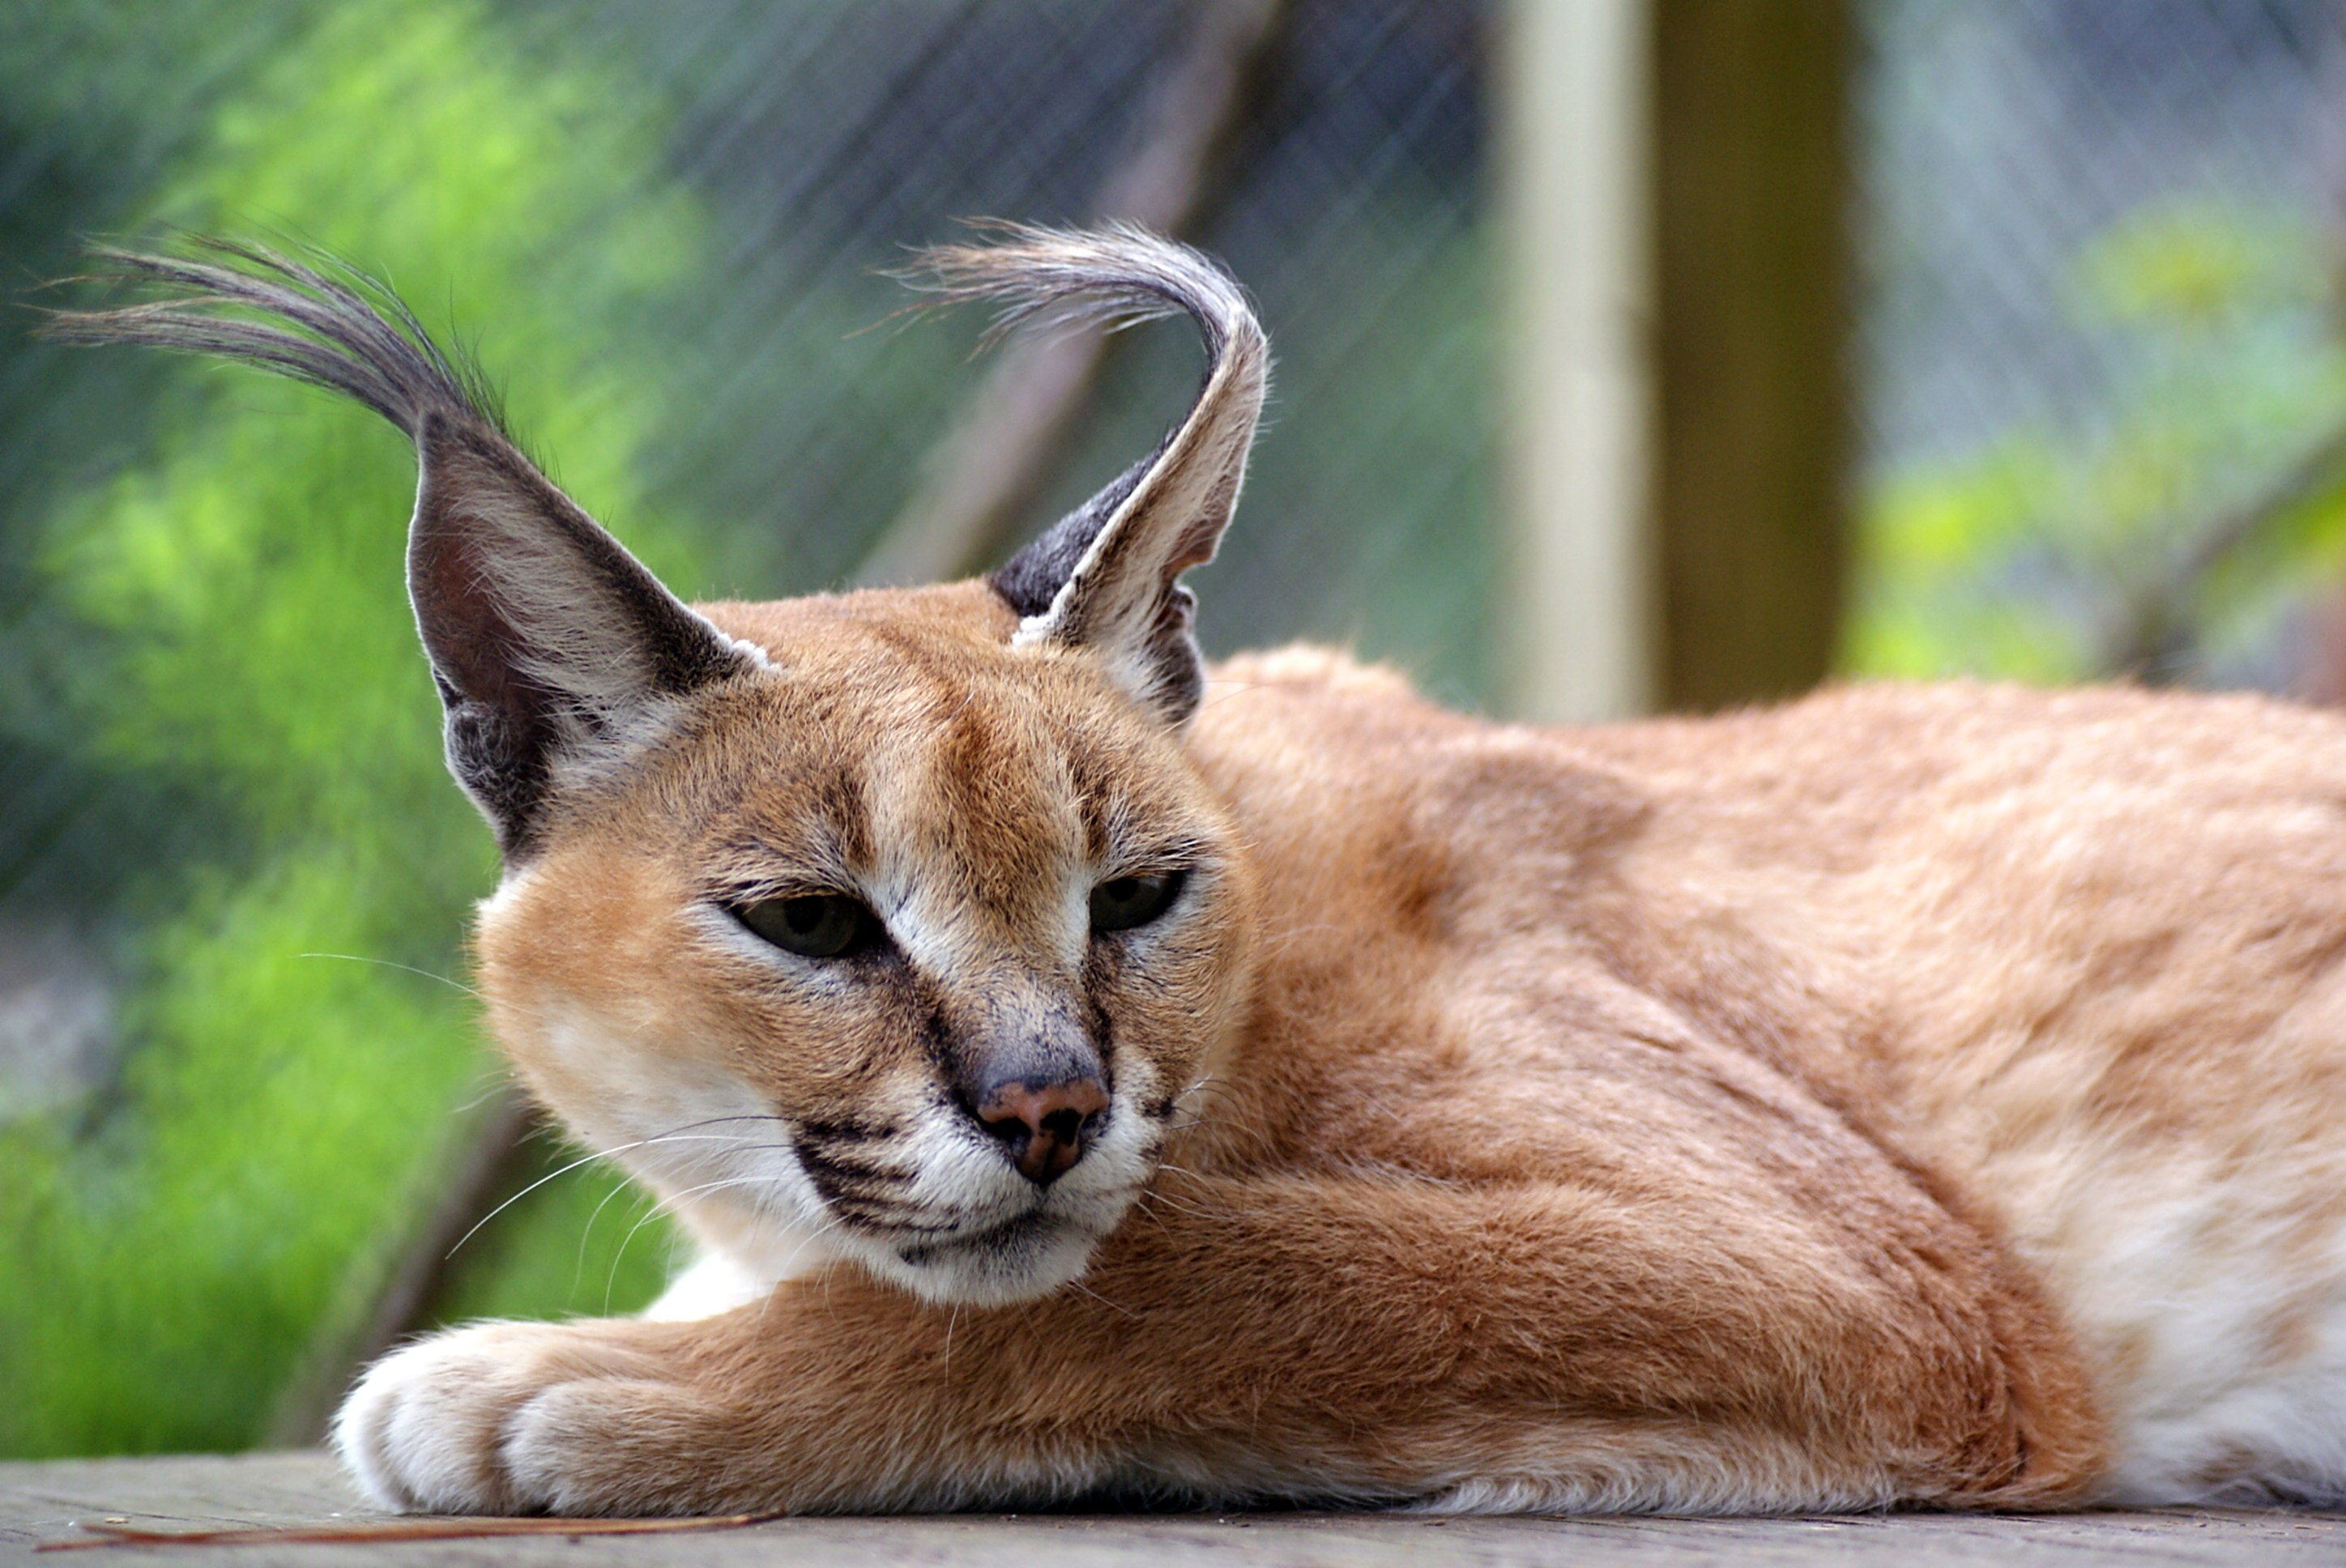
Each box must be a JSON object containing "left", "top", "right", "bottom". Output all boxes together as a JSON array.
[
  {"left": 911, "top": 224, "right": 1269, "bottom": 726},
  {"left": 44, "top": 240, "right": 763, "bottom": 859}
]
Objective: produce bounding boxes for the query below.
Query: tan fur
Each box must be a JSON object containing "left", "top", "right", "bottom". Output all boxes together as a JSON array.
[
  {"left": 351, "top": 589, "right": 2346, "bottom": 1515},
  {"left": 69, "top": 230, "right": 2346, "bottom": 1515}
]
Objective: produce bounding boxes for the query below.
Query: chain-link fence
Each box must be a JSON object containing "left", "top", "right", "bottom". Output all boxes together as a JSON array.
[
  {"left": 8, "top": 0, "right": 2346, "bottom": 1461},
  {"left": 1853, "top": 0, "right": 2346, "bottom": 694},
  {"left": 502, "top": 0, "right": 1493, "bottom": 701}
]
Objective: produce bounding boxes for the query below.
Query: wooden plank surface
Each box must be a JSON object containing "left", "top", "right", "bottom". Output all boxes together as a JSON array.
[{"left": 7, "top": 1454, "right": 2346, "bottom": 1565}]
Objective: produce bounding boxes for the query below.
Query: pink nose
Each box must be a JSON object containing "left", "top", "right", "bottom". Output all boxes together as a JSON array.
[{"left": 977, "top": 1076, "right": 1108, "bottom": 1184}]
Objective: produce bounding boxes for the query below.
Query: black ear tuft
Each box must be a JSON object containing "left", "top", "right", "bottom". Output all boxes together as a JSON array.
[
  {"left": 910, "top": 224, "right": 1268, "bottom": 727},
  {"left": 46, "top": 240, "right": 759, "bottom": 857}
]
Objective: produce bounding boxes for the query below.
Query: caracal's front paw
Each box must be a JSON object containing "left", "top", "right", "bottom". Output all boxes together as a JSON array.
[{"left": 332, "top": 1319, "right": 696, "bottom": 1515}]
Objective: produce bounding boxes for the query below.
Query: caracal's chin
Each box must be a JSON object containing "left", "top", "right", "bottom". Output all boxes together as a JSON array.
[{"left": 854, "top": 1208, "right": 1116, "bottom": 1306}]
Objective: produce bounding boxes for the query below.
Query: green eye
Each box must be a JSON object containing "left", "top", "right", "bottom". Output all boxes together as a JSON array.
[
  {"left": 736, "top": 893, "right": 878, "bottom": 959},
  {"left": 1089, "top": 870, "right": 1185, "bottom": 934}
]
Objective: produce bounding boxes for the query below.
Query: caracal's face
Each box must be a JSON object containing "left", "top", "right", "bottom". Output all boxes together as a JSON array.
[{"left": 472, "top": 582, "right": 1259, "bottom": 1306}]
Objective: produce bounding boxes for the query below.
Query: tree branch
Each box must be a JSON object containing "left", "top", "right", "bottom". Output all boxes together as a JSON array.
[
  {"left": 855, "top": 0, "right": 1290, "bottom": 589},
  {"left": 2095, "top": 421, "right": 2346, "bottom": 682}
]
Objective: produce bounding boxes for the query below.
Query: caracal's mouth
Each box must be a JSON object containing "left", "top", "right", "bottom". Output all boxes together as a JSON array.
[
  {"left": 892, "top": 1206, "right": 1058, "bottom": 1268},
  {"left": 856, "top": 1197, "right": 1125, "bottom": 1306}
]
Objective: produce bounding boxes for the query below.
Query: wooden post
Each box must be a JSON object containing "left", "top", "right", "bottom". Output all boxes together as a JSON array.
[
  {"left": 1650, "top": 0, "right": 1850, "bottom": 711},
  {"left": 1498, "top": 0, "right": 1656, "bottom": 723},
  {"left": 1500, "top": 0, "right": 1849, "bottom": 720}
]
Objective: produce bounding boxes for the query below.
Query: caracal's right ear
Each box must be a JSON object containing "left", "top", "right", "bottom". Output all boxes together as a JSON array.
[
  {"left": 44, "top": 241, "right": 761, "bottom": 860},
  {"left": 911, "top": 224, "right": 1269, "bottom": 726}
]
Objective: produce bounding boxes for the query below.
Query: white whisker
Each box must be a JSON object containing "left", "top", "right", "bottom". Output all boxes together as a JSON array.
[
  {"left": 446, "top": 1118, "right": 790, "bottom": 1259},
  {"left": 297, "top": 951, "right": 481, "bottom": 998}
]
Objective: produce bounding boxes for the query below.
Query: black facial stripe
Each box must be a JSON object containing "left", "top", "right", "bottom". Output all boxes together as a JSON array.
[
  {"left": 795, "top": 1142, "right": 913, "bottom": 1207},
  {"left": 806, "top": 1189, "right": 920, "bottom": 1233},
  {"left": 825, "top": 1199, "right": 922, "bottom": 1231},
  {"left": 905, "top": 971, "right": 959, "bottom": 1076},
  {"left": 1077, "top": 951, "right": 1124, "bottom": 1067},
  {"left": 794, "top": 1139, "right": 906, "bottom": 1182},
  {"left": 795, "top": 1116, "right": 902, "bottom": 1145},
  {"left": 896, "top": 1210, "right": 1050, "bottom": 1266},
  {"left": 825, "top": 1197, "right": 966, "bottom": 1238}
]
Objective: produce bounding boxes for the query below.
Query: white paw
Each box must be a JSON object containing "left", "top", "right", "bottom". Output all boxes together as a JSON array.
[{"left": 332, "top": 1321, "right": 595, "bottom": 1514}]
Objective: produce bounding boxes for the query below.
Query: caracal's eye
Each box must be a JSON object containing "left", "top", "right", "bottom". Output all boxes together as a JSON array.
[
  {"left": 736, "top": 893, "right": 879, "bottom": 959},
  {"left": 1090, "top": 870, "right": 1186, "bottom": 934}
]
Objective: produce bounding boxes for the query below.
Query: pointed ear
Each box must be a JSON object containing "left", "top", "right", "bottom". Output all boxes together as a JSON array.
[
  {"left": 407, "top": 415, "right": 761, "bottom": 853},
  {"left": 916, "top": 225, "right": 1269, "bottom": 726},
  {"left": 45, "top": 240, "right": 761, "bottom": 857}
]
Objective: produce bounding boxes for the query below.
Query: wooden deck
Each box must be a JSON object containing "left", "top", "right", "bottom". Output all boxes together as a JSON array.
[{"left": 6, "top": 1452, "right": 2346, "bottom": 1564}]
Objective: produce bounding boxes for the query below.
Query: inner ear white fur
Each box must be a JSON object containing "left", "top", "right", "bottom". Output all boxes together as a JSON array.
[
  {"left": 921, "top": 225, "right": 1270, "bottom": 725},
  {"left": 1011, "top": 318, "right": 1265, "bottom": 662}
]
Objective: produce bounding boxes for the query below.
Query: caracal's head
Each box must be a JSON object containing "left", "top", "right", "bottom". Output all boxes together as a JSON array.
[
  {"left": 480, "top": 574, "right": 1263, "bottom": 1305},
  {"left": 53, "top": 226, "right": 1267, "bottom": 1305}
]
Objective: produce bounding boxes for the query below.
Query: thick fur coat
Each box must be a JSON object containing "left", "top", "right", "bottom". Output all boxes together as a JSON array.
[{"left": 53, "top": 228, "right": 2346, "bottom": 1514}]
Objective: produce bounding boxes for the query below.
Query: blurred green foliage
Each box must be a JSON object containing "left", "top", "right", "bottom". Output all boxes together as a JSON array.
[
  {"left": 2, "top": 0, "right": 1494, "bottom": 1464},
  {"left": 1, "top": 0, "right": 708, "bottom": 1455},
  {"left": 1847, "top": 196, "right": 2346, "bottom": 687}
]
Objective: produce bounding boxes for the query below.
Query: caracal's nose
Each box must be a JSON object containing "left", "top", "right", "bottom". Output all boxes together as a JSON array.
[{"left": 975, "top": 1075, "right": 1108, "bottom": 1184}]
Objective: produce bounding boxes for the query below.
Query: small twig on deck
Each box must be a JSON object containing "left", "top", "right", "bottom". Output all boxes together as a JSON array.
[
  {"left": 39, "top": 1512, "right": 782, "bottom": 1552},
  {"left": 854, "top": 0, "right": 1290, "bottom": 588}
]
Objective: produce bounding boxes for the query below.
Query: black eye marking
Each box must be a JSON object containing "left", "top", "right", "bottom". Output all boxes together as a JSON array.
[
  {"left": 1089, "top": 869, "right": 1186, "bottom": 934},
  {"left": 734, "top": 893, "right": 882, "bottom": 960}
]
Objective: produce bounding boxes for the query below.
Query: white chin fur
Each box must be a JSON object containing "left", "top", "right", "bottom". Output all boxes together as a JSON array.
[
  {"left": 847, "top": 1213, "right": 1110, "bottom": 1307},
  {"left": 518, "top": 994, "right": 1159, "bottom": 1312}
]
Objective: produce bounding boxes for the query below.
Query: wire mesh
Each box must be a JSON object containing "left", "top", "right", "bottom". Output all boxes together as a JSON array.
[
  {"left": 9, "top": 0, "right": 2344, "bottom": 1462},
  {"left": 0, "top": 0, "right": 1487, "bottom": 1456},
  {"left": 1853, "top": 0, "right": 2346, "bottom": 692}
]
